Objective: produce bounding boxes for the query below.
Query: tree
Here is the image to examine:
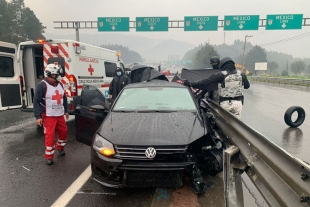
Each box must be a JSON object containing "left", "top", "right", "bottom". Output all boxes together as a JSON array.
[
  {"left": 0, "top": 0, "right": 45, "bottom": 45},
  {"left": 194, "top": 43, "right": 219, "bottom": 68},
  {"left": 268, "top": 61, "right": 279, "bottom": 75},
  {"left": 244, "top": 45, "right": 267, "bottom": 74},
  {"left": 290, "top": 60, "right": 306, "bottom": 75},
  {"left": 306, "top": 64, "right": 310, "bottom": 75},
  {"left": 100, "top": 44, "right": 143, "bottom": 64},
  {"left": 181, "top": 45, "right": 202, "bottom": 69},
  {"left": 286, "top": 60, "right": 289, "bottom": 74}
]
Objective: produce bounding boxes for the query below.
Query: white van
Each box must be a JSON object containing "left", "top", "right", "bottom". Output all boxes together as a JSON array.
[
  {"left": 17, "top": 39, "right": 125, "bottom": 114},
  {"left": 0, "top": 41, "right": 23, "bottom": 111}
]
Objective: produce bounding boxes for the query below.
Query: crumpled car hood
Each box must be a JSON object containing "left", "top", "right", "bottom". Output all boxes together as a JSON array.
[{"left": 98, "top": 111, "right": 206, "bottom": 146}]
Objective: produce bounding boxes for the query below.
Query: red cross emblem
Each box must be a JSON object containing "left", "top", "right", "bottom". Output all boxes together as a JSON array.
[
  {"left": 88, "top": 64, "right": 94, "bottom": 75},
  {"left": 52, "top": 90, "right": 63, "bottom": 104}
]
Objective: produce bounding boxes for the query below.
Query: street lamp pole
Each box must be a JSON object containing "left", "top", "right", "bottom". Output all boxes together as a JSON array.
[{"left": 242, "top": 35, "right": 253, "bottom": 70}]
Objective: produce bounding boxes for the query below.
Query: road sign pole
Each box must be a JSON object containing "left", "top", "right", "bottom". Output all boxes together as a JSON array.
[
  {"left": 242, "top": 35, "right": 253, "bottom": 70},
  {"left": 75, "top": 22, "right": 80, "bottom": 41}
]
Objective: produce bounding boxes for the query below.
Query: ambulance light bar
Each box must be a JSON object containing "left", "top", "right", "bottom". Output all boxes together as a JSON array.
[{"left": 33, "top": 39, "right": 52, "bottom": 44}]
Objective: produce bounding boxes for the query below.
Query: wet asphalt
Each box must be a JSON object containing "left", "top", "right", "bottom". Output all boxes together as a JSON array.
[
  {"left": 242, "top": 82, "right": 310, "bottom": 163},
  {"left": 0, "top": 81, "right": 309, "bottom": 207}
]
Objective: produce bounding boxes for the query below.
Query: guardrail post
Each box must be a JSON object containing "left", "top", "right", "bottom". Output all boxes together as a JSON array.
[{"left": 224, "top": 145, "right": 247, "bottom": 207}]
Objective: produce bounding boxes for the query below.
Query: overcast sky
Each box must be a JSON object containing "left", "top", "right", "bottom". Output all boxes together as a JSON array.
[{"left": 24, "top": 0, "right": 310, "bottom": 58}]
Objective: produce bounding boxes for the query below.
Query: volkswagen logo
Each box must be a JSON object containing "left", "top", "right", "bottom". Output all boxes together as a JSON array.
[{"left": 145, "top": 147, "right": 156, "bottom": 159}]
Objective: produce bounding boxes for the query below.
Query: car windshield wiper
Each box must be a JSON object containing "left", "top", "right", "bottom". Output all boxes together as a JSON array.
[
  {"left": 136, "top": 110, "right": 178, "bottom": 113},
  {"left": 113, "top": 110, "right": 137, "bottom": 113}
]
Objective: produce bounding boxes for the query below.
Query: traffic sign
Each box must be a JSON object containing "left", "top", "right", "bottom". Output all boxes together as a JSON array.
[
  {"left": 224, "top": 15, "right": 260, "bottom": 30},
  {"left": 184, "top": 16, "right": 218, "bottom": 31},
  {"left": 265, "top": 14, "right": 303, "bottom": 30},
  {"left": 136, "top": 17, "right": 169, "bottom": 31},
  {"left": 97, "top": 17, "right": 129, "bottom": 32}
]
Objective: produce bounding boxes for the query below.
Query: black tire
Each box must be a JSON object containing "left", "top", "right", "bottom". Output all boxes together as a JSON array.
[{"left": 284, "top": 106, "right": 305, "bottom": 128}]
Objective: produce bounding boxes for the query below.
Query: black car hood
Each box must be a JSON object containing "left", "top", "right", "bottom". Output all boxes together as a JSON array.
[{"left": 98, "top": 112, "right": 206, "bottom": 146}]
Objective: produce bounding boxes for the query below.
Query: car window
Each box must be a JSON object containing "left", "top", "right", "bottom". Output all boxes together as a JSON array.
[
  {"left": 105, "top": 62, "right": 117, "bottom": 77},
  {"left": 120, "top": 63, "right": 125, "bottom": 71},
  {"left": 35, "top": 57, "right": 44, "bottom": 79},
  {"left": 113, "top": 87, "right": 196, "bottom": 111},
  {"left": 0, "top": 56, "right": 14, "bottom": 77},
  {"left": 80, "top": 85, "right": 105, "bottom": 107}
]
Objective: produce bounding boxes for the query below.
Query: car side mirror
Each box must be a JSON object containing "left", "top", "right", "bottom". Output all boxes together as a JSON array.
[
  {"left": 90, "top": 105, "right": 106, "bottom": 112},
  {"left": 59, "top": 66, "right": 65, "bottom": 77}
]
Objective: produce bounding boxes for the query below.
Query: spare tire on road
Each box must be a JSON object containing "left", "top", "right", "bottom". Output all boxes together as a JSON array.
[{"left": 284, "top": 106, "right": 305, "bottom": 128}]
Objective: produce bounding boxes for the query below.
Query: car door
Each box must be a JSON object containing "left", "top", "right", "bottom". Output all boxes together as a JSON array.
[{"left": 75, "top": 84, "right": 110, "bottom": 146}]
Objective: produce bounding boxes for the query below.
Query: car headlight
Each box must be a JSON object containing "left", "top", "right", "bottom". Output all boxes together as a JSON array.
[{"left": 93, "top": 134, "right": 115, "bottom": 157}]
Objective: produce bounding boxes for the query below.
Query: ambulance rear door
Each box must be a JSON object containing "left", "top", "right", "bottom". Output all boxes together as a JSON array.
[
  {"left": 21, "top": 44, "right": 44, "bottom": 108},
  {"left": 0, "top": 42, "right": 22, "bottom": 111}
]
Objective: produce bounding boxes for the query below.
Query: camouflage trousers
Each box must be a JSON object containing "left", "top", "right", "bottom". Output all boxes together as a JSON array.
[{"left": 220, "top": 100, "right": 243, "bottom": 119}]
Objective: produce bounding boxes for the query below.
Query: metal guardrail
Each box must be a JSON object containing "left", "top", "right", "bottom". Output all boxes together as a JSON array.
[
  {"left": 204, "top": 99, "right": 310, "bottom": 207},
  {"left": 250, "top": 76, "right": 310, "bottom": 86}
]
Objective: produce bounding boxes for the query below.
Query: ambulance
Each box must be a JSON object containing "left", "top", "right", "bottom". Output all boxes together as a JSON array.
[
  {"left": 0, "top": 41, "right": 23, "bottom": 111},
  {"left": 17, "top": 39, "right": 125, "bottom": 114}
]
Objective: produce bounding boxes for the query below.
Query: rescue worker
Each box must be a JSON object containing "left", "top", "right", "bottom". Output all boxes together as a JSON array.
[
  {"left": 183, "top": 57, "right": 250, "bottom": 118},
  {"left": 210, "top": 56, "right": 220, "bottom": 69},
  {"left": 33, "top": 63, "right": 69, "bottom": 165},
  {"left": 108, "top": 67, "right": 131, "bottom": 100}
]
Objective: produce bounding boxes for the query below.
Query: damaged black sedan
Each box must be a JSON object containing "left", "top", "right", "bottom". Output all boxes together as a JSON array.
[{"left": 75, "top": 80, "right": 224, "bottom": 194}]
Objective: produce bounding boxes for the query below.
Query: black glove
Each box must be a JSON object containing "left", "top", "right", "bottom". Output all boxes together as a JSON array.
[{"left": 183, "top": 79, "right": 191, "bottom": 86}]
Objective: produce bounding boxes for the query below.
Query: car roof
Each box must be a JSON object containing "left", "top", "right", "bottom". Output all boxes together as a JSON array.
[{"left": 124, "top": 80, "right": 187, "bottom": 89}]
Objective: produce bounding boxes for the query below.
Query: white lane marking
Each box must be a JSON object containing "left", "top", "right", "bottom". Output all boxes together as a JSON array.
[
  {"left": 51, "top": 165, "right": 91, "bottom": 207},
  {"left": 22, "top": 166, "right": 31, "bottom": 171}
]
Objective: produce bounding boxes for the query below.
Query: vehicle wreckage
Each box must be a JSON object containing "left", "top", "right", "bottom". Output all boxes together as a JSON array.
[{"left": 75, "top": 65, "right": 226, "bottom": 195}]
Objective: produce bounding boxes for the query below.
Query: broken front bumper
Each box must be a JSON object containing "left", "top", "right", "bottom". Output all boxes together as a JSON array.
[{"left": 91, "top": 150, "right": 195, "bottom": 188}]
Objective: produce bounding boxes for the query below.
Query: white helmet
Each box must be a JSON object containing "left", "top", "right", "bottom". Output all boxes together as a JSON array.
[{"left": 45, "top": 63, "right": 63, "bottom": 81}]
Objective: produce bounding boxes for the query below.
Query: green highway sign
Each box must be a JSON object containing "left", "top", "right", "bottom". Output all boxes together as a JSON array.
[
  {"left": 97, "top": 17, "right": 129, "bottom": 32},
  {"left": 136, "top": 17, "right": 169, "bottom": 31},
  {"left": 184, "top": 16, "right": 218, "bottom": 31},
  {"left": 224, "top": 15, "right": 259, "bottom": 30},
  {"left": 266, "top": 14, "right": 303, "bottom": 30}
]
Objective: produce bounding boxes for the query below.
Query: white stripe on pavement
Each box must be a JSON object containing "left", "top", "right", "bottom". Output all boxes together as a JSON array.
[{"left": 51, "top": 165, "right": 91, "bottom": 207}]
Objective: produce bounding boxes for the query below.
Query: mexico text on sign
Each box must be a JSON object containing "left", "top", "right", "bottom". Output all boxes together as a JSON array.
[
  {"left": 184, "top": 16, "right": 218, "bottom": 31},
  {"left": 266, "top": 14, "right": 303, "bottom": 30},
  {"left": 97, "top": 17, "right": 130, "bottom": 32},
  {"left": 136, "top": 17, "right": 169, "bottom": 31},
  {"left": 224, "top": 15, "right": 260, "bottom": 30}
]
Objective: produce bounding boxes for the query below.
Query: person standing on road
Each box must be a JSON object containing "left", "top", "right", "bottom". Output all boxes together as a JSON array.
[
  {"left": 108, "top": 67, "right": 131, "bottom": 101},
  {"left": 210, "top": 56, "right": 220, "bottom": 69},
  {"left": 183, "top": 57, "right": 250, "bottom": 118},
  {"left": 158, "top": 64, "right": 161, "bottom": 72},
  {"left": 208, "top": 56, "right": 221, "bottom": 102},
  {"left": 33, "top": 63, "right": 69, "bottom": 165}
]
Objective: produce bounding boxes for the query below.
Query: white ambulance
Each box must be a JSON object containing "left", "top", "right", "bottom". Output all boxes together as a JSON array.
[
  {"left": 17, "top": 39, "right": 125, "bottom": 114},
  {"left": 0, "top": 41, "right": 23, "bottom": 111}
]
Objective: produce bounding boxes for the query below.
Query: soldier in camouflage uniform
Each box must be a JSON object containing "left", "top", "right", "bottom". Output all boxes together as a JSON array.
[{"left": 183, "top": 57, "right": 250, "bottom": 118}]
